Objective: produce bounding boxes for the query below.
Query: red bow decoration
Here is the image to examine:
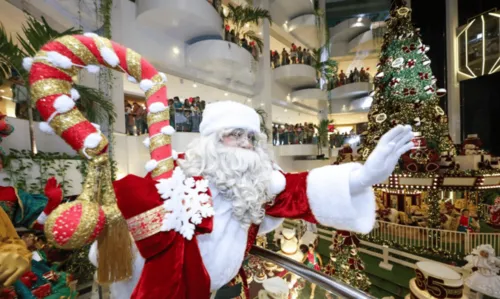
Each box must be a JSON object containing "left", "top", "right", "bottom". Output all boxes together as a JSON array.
[
  {"left": 389, "top": 78, "right": 400, "bottom": 87},
  {"left": 403, "top": 88, "right": 417, "bottom": 96},
  {"left": 20, "top": 271, "right": 38, "bottom": 289},
  {"left": 323, "top": 264, "right": 335, "bottom": 275},
  {"left": 402, "top": 46, "right": 411, "bottom": 53},
  {"left": 348, "top": 257, "right": 365, "bottom": 270},
  {"left": 424, "top": 85, "right": 435, "bottom": 94},
  {"left": 406, "top": 59, "right": 416, "bottom": 68},
  {"left": 418, "top": 44, "right": 429, "bottom": 54},
  {"left": 418, "top": 72, "right": 429, "bottom": 80},
  {"left": 409, "top": 44, "right": 416, "bottom": 51}
]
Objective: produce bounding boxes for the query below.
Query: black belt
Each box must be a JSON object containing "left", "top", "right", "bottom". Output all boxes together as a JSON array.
[{"left": 214, "top": 282, "right": 243, "bottom": 299}]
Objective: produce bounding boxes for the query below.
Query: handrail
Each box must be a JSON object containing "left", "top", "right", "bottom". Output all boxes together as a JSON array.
[{"left": 250, "top": 246, "right": 376, "bottom": 299}]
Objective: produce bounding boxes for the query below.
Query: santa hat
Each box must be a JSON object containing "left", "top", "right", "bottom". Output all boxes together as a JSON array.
[{"left": 199, "top": 101, "right": 260, "bottom": 136}]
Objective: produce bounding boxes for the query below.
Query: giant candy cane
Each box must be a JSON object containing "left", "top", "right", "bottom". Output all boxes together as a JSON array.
[{"left": 26, "top": 33, "right": 175, "bottom": 283}]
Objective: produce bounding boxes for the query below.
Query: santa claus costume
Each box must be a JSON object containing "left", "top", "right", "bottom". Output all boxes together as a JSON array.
[
  {"left": 22, "top": 34, "right": 415, "bottom": 299},
  {"left": 93, "top": 101, "right": 415, "bottom": 299}
]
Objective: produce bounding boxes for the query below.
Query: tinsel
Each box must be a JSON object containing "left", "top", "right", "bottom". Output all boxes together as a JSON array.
[{"left": 361, "top": 5, "right": 453, "bottom": 168}]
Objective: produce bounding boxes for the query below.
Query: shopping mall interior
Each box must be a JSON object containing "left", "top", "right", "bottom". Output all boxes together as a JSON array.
[{"left": 0, "top": 0, "right": 500, "bottom": 298}]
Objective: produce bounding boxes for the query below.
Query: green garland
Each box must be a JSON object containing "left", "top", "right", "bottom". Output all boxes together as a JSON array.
[{"left": 2, "top": 149, "right": 82, "bottom": 195}]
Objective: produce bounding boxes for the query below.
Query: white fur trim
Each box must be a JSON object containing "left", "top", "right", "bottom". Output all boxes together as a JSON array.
[
  {"left": 142, "top": 137, "right": 150, "bottom": 148},
  {"left": 171, "top": 150, "right": 178, "bottom": 160},
  {"left": 53, "top": 95, "right": 75, "bottom": 113},
  {"left": 199, "top": 101, "right": 260, "bottom": 136},
  {"left": 36, "top": 212, "right": 48, "bottom": 225},
  {"left": 139, "top": 79, "right": 154, "bottom": 92},
  {"left": 127, "top": 75, "right": 137, "bottom": 83},
  {"left": 91, "top": 123, "right": 101, "bottom": 130},
  {"left": 258, "top": 215, "right": 284, "bottom": 235},
  {"left": 70, "top": 88, "right": 80, "bottom": 101},
  {"left": 46, "top": 51, "right": 73, "bottom": 69},
  {"left": 22, "top": 57, "right": 33, "bottom": 71},
  {"left": 89, "top": 241, "right": 98, "bottom": 267},
  {"left": 86, "top": 64, "right": 100, "bottom": 73},
  {"left": 148, "top": 102, "right": 167, "bottom": 113},
  {"left": 84, "top": 133, "right": 102, "bottom": 149},
  {"left": 160, "top": 126, "right": 175, "bottom": 135},
  {"left": 39, "top": 122, "right": 55, "bottom": 135},
  {"left": 159, "top": 72, "right": 167, "bottom": 82},
  {"left": 84, "top": 32, "right": 98, "bottom": 38},
  {"left": 156, "top": 167, "right": 214, "bottom": 240},
  {"left": 268, "top": 170, "right": 286, "bottom": 195},
  {"left": 145, "top": 159, "right": 158, "bottom": 172},
  {"left": 100, "top": 47, "right": 119, "bottom": 67},
  {"left": 306, "top": 163, "right": 375, "bottom": 234}
]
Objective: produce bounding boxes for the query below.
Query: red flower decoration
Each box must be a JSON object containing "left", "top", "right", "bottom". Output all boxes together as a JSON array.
[
  {"left": 418, "top": 72, "right": 429, "bottom": 80},
  {"left": 403, "top": 88, "right": 417, "bottom": 96},
  {"left": 406, "top": 59, "right": 416, "bottom": 68}
]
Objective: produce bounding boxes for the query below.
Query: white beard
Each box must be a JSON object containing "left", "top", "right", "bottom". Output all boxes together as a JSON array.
[{"left": 179, "top": 132, "right": 274, "bottom": 228}]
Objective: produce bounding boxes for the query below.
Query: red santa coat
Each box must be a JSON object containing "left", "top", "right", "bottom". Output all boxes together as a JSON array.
[{"left": 111, "top": 154, "right": 375, "bottom": 299}]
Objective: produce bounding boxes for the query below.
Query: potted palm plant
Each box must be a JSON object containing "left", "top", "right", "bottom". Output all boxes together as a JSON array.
[
  {"left": 311, "top": 48, "right": 338, "bottom": 90},
  {"left": 314, "top": 119, "right": 333, "bottom": 157},
  {"left": 0, "top": 16, "right": 116, "bottom": 154},
  {"left": 222, "top": 4, "right": 272, "bottom": 54}
]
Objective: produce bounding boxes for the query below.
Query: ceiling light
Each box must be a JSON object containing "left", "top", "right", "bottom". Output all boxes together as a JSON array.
[
  {"left": 0, "top": 90, "right": 4, "bottom": 93},
  {"left": 172, "top": 47, "right": 180, "bottom": 55},
  {"left": 260, "top": 102, "right": 264, "bottom": 106},
  {"left": 224, "top": 92, "right": 228, "bottom": 96},
  {"left": 247, "top": 98, "right": 252, "bottom": 102},
  {"left": 258, "top": 31, "right": 262, "bottom": 35},
  {"left": 193, "top": 84, "right": 197, "bottom": 88},
  {"left": 284, "top": 109, "right": 288, "bottom": 112},
  {"left": 245, "top": 23, "right": 250, "bottom": 28}
]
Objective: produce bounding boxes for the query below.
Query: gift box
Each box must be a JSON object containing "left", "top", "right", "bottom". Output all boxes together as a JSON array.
[
  {"left": 0, "top": 287, "right": 17, "bottom": 299},
  {"left": 455, "top": 154, "right": 491, "bottom": 171},
  {"left": 42, "top": 270, "right": 60, "bottom": 282},
  {"left": 31, "top": 284, "right": 51, "bottom": 299}
]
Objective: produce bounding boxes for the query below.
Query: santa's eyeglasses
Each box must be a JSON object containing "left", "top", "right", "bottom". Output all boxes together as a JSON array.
[{"left": 221, "top": 129, "right": 257, "bottom": 148}]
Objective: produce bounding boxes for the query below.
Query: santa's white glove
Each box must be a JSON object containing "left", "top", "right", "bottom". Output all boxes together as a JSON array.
[{"left": 349, "top": 125, "right": 414, "bottom": 194}]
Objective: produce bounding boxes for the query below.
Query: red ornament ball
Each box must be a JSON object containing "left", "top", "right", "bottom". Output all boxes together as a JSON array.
[{"left": 44, "top": 200, "right": 106, "bottom": 249}]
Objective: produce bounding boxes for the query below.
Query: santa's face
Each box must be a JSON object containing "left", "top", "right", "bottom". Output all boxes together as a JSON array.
[{"left": 221, "top": 129, "right": 257, "bottom": 150}]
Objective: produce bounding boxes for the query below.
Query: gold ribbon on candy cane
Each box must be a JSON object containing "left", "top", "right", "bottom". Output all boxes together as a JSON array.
[{"left": 28, "top": 33, "right": 174, "bottom": 283}]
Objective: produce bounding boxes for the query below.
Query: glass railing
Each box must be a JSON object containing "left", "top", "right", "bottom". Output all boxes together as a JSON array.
[
  {"left": 247, "top": 245, "right": 375, "bottom": 299},
  {"left": 125, "top": 108, "right": 203, "bottom": 135}
]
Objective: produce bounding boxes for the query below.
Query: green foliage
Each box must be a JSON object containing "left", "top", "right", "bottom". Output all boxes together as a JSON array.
[
  {"left": 361, "top": 6, "right": 450, "bottom": 165},
  {"left": 2, "top": 149, "right": 82, "bottom": 195},
  {"left": 223, "top": 4, "right": 272, "bottom": 53},
  {"left": 314, "top": 119, "right": 333, "bottom": 148},
  {"left": 74, "top": 84, "right": 116, "bottom": 124}
]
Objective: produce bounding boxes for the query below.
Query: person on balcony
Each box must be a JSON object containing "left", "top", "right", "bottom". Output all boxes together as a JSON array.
[
  {"left": 338, "top": 70, "right": 346, "bottom": 86},
  {"left": 297, "top": 46, "right": 303, "bottom": 64},
  {"left": 273, "top": 50, "right": 280, "bottom": 68},
  {"left": 281, "top": 48, "right": 289, "bottom": 66}
]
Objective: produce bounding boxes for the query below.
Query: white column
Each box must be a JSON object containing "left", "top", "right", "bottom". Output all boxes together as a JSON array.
[
  {"left": 253, "top": 0, "right": 273, "bottom": 138},
  {"left": 445, "top": 0, "right": 460, "bottom": 143},
  {"left": 110, "top": 0, "right": 126, "bottom": 135}
]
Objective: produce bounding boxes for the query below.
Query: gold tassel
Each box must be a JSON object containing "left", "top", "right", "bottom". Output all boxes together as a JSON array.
[{"left": 96, "top": 157, "right": 133, "bottom": 283}]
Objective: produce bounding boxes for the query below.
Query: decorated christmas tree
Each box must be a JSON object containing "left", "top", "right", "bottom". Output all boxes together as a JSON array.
[
  {"left": 323, "top": 230, "right": 371, "bottom": 292},
  {"left": 361, "top": 5, "right": 455, "bottom": 173}
]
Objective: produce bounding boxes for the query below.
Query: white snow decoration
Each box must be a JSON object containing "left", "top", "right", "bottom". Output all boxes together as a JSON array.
[
  {"left": 156, "top": 167, "right": 214, "bottom": 240},
  {"left": 145, "top": 159, "right": 158, "bottom": 172},
  {"left": 84, "top": 133, "right": 102, "bottom": 148},
  {"left": 100, "top": 47, "right": 119, "bottom": 67},
  {"left": 22, "top": 57, "right": 33, "bottom": 71},
  {"left": 46, "top": 51, "right": 73, "bottom": 69},
  {"left": 139, "top": 79, "right": 154, "bottom": 92},
  {"left": 159, "top": 72, "right": 167, "bottom": 82},
  {"left": 143, "top": 137, "right": 150, "bottom": 148},
  {"left": 161, "top": 126, "right": 175, "bottom": 135},
  {"left": 70, "top": 88, "right": 80, "bottom": 101},
  {"left": 127, "top": 75, "right": 137, "bottom": 83},
  {"left": 86, "top": 65, "right": 100, "bottom": 73},
  {"left": 91, "top": 123, "right": 101, "bottom": 130},
  {"left": 148, "top": 102, "right": 167, "bottom": 113},
  {"left": 53, "top": 95, "right": 75, "bottom": 113},
  {"left": 172, "top": 149, "right": 179, "bottom": 160},
  {"left": 39, "top": 122, "right": 55, "bottom": 135},
  {"left": 376, "top": 72, "right": 384, "bottom": 78},
  {"left": 84, "top": 32, "right": 98, "bottom": 38}
]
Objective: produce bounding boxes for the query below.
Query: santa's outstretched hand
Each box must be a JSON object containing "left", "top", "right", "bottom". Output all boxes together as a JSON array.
[{"left": 349, "top": 125, "right": 414, "bottom": 194}]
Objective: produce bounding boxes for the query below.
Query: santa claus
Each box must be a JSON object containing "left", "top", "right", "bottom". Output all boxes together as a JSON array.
[{"left": 90, "top": 101, "right": 414, "bottom": 298}]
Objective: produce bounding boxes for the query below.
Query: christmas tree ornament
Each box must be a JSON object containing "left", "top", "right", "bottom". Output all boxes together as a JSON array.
[
  {"left": 375, "top": 113, "right": 387, "bottom": 123},
  {"left": 392, "top": 57, "right": 405, "bottom": 68},
  {"left": 436, "top": 88, "right": 447, "bottom": 97},
  {"left": 406, "top": 59, "right": 416, "bottom": 68},
  {"left": 27, "top": 34, "right": 174, "bottom": 283}
]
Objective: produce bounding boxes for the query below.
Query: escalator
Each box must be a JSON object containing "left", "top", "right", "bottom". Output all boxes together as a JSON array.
[{"left": 243, "top": 246, "right": 376, "bottom": 299}]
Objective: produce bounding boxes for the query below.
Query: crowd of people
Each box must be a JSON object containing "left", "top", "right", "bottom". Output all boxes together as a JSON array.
[
  {"left": 327, "top": 67, "right": 371, "bottom": 90},
  {"left": 272, "top": 123, "right": 317, "bottom": 145},
  {"left": 271, "top": 43, "right": 313, "bottom": 68},
  {"left": 223, "top": 25, "right": 259, "bottom": 60},
  {"left": 125, "top": 97, "right": 206, "bottom": 135}
]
